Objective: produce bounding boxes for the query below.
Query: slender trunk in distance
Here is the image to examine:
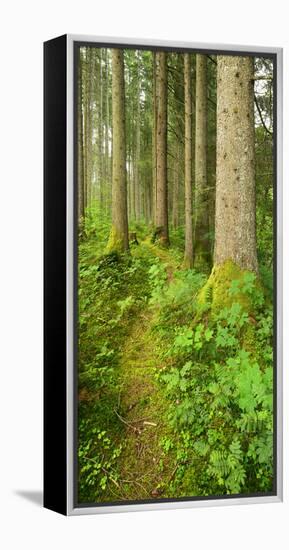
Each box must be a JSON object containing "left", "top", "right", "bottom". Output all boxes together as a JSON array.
[
  {"left": 184, "top": 53, "right": 193, "bottom": 267},
  {"left": 106, "top": 49, "right": 129, "bottom": 253},
  {"left": 194, "top": 54, "right": 211, "bottom": 270},
  {"left": 155, "top": 51, "right": 169, "bottom": 246},
  {"left": 78, "top": 51, "right": 85, "bottom": 228}
]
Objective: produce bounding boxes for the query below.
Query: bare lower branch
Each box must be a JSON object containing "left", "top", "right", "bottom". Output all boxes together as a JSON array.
[{"left": 254, "top": 95, "right": 273, "bottom": 136}]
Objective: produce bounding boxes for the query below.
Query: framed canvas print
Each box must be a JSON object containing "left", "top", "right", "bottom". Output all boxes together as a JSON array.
[{"left": 44, "top": 35, "right": 283, "bottom": 515}]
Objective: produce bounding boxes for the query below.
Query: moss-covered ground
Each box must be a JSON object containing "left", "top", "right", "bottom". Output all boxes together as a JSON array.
[
  {"left": 78, "top": 225, "right": 273, "bottom": 503},
  {"left": 78, "top": 237, "right": 189, "bottom": 503}
]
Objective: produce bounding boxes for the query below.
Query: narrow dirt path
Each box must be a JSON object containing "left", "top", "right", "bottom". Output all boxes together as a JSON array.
[{"left": 112, "top": 242, "right": 179, "bottom": 501}]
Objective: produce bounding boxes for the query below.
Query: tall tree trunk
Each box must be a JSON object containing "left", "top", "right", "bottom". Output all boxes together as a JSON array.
[
  {"left": 82, "top": 50, "right": 88, "bottom": 211},
  {"left": 135, "top": 54, "right": 142, "bottom": 220},
  {"left": 98, "top": 50, "right": 104, "bottom": 209},
  {"left": 126, "top": 58, "right": 135, "bottom": 223},
  {"left": 145, "top": 175, "right": 152, "bottom": 223},
  {"left": 84, "top": 48, "right": 93, "bottom": 209},
  {"left": 89, "top": 48, "right": 96, "bottom": 206},
  {"left": 172, "top": 143, "right": 180, "bottom": 229},
  {"left": 152, "top": 52, "right": 157, "bottom": 226},
  {"left": 104, "top": 48, "right": 110, "bottom": 210},
  {"left": 78, "top": 51, "right": 85, "bottom": 227},
  {"left": 214, "top": 56, "right": 257, "bottom": 272},
  {"left": 131, "top": 151, "right": 136, "bottom": 221},
  {"left": 107, "top": 49, "right": 129, "bottom": 253},
  {"left": 155, "top": 51, "right": 169, "bottom": 246},
  {"left": 194, "top": 54, "right": 210, "bottom": 269},
  {"left": 127, "top": 156, "right": 132, "bottom": 222},
  {"left": 184, "top": 53, "right": 193, "bottom": 267}
]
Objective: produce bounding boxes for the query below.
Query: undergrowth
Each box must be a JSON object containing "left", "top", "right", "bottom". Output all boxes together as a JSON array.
[
  {"left": 78, "top": 213, "right": 159, "bottom": 502},
  {"left": 78, "top": 204, "right": 274, "bottom": 502},
  {"left": 150, "top": 266, "right": 274, "bottom": 496}
]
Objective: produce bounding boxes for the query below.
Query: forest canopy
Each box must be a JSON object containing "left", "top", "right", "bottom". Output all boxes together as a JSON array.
[{"left": 77, "top": 46, "right": 274, "bottom": 504}]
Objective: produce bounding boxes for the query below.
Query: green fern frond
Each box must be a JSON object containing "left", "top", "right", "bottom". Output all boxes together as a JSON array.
[{"left": 204, "top": 284, "right": 213, "bottom": 304}]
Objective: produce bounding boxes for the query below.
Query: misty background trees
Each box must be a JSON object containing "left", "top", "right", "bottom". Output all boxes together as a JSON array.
[{"left": 77, "top": 46, "right": 273, "bottom": 279}]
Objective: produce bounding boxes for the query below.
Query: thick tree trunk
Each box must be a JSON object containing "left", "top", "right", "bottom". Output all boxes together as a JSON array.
[
  {"left": 214, "top": 56, "right": 257, "bottom": 272},
  {"left": 184, "top": 53, "right": 193, "bottom": 267},
  {"left": 155, "top": 51, "right": 169, "bottom": 246},
  {"left": 194, "top": 54, "right": 210, "bottom": 269},
  {"left": 107, "top": 49, "right": 129, "bottom": 253}
]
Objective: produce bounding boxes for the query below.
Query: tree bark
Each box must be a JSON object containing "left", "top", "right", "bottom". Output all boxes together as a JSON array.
[
  {"left": 98, "top": 49, "right": 104, "bottom": 209},
  {"left": 155, "top": 51, "right": 169, "bottom": 246},
  {"left": 83, "top": 48, "right": 93, "bottom": 208},
  {"left": 184, "top": 53, "right": 193, "bottom": 267},
  {"left": 78, "top": 50, "right": 85, "bottom": 226},
  {"left": 135, "top": 53, "right": 142, "bottom": 220},
  {"left": 82, "top": 50, "right": 88, "bottom": 211},
  {"left": 104, "top": 48, "right": 111, "bottom": 212},
  {"left": 214, "top": 56, "right": 257, "bottom": 272},
  {"left": 172, "top": 142, "right": 180, "bottom": 229},
  {"left": 83, "top": 48, "right": 93, "bottom": 209},
  {"left": 107, "top": 49, "right": 129, "bottom": 253},
  {"left": 194, "top": 54, "right": 210, "bottom": 269},
  {"left": 131, "top": 150, "right": 136, "bottom": 221},
  {"left": 152, "top": 52, "right": 157, "bottom": 226}
]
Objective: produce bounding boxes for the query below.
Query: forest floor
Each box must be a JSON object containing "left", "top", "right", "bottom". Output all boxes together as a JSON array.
[
  {"left": 113, "top": 242, "right": 180, "bottom": 500},
  {"left": 78, "top": 228, "right": 274, "bottom": 503}
]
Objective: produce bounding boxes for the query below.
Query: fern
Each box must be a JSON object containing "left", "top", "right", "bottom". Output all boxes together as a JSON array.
[
  {"left": 225, "top": 464, "right": 246, "bottom": 493},
  {"left": 204, "top": 283, "right": 213, "bottom": 305},
  {"left": 209, "top": 450, "right": 230, "bottom": 477},
  {"left": 154, "top": 267, "right": 273, "bottom": 495},
  {"left": 194, "top": 439, "right": 210, "bottom": 457},
  {"left": 229, "top": 438, "right": 242, "bottom": 460}
]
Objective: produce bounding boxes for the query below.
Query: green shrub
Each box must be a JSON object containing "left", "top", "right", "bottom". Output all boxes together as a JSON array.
[{"left": 155, "top": 272, "right": 273, "bottom": 496}]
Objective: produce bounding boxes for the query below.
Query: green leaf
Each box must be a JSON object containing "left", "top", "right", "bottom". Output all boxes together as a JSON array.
[{"left": 205, "top": 328, "right": 214, "bottom": 342}]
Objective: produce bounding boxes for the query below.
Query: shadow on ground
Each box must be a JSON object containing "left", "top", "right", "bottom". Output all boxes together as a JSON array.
[{"left": 15, "top": 490, "right": 43, "bottom": 507}]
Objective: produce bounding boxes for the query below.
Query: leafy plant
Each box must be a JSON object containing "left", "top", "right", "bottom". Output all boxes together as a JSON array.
[{"left": 156, "top": 273, "right": 273, "bottom": 495}]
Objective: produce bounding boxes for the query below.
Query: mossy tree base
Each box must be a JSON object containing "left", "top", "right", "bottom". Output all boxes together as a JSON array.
[
  {"left": 106, "top": 225, "right": 129, "bottom": 255},
  {"left": 158, "top": 236, "right": 170, "bottom": 248},
  {"left": 198, "top": 259, "right": 257, "bottom": 316},
  {"left": 183, "top": 255, "right": 193, "bottom": 269},
  {"left": 197, "top": 260, "right": 266, "bottom": 357},
  {"left": 151, "top": 226, "right": 170, "bottom": 248}
]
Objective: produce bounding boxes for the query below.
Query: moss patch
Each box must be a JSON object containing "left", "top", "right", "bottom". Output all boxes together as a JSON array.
[
  {"left": 106, "top": 224, "right": 128, "bottom": 254},
  {"left": 198, "top": 259, "right": 256, "bottom": 315},
  {"left": 197, "top": 259, "right": 266, "bottom": 359},
  {"left": 112, "top": 310, "right": 177, "bottom": 501}
]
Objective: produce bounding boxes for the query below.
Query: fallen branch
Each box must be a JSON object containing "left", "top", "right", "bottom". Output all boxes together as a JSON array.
[
  {"left": 143, "top": 421, "right": 157, "bottom": 427},
  {"left": 168, "top": 463, "right": 179, "bottom": 483},
  {"left": 254, "top": 94, "right": 273, "bottom": 136},
  {"left": 115, "top": 408, "right": 155, "bottom": 426},
  {"left": 101, "top": 467, "right": 121, "bottom": 489},
  {"left": 114, "top": 409, "right": 137, "bottom": 430}
]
